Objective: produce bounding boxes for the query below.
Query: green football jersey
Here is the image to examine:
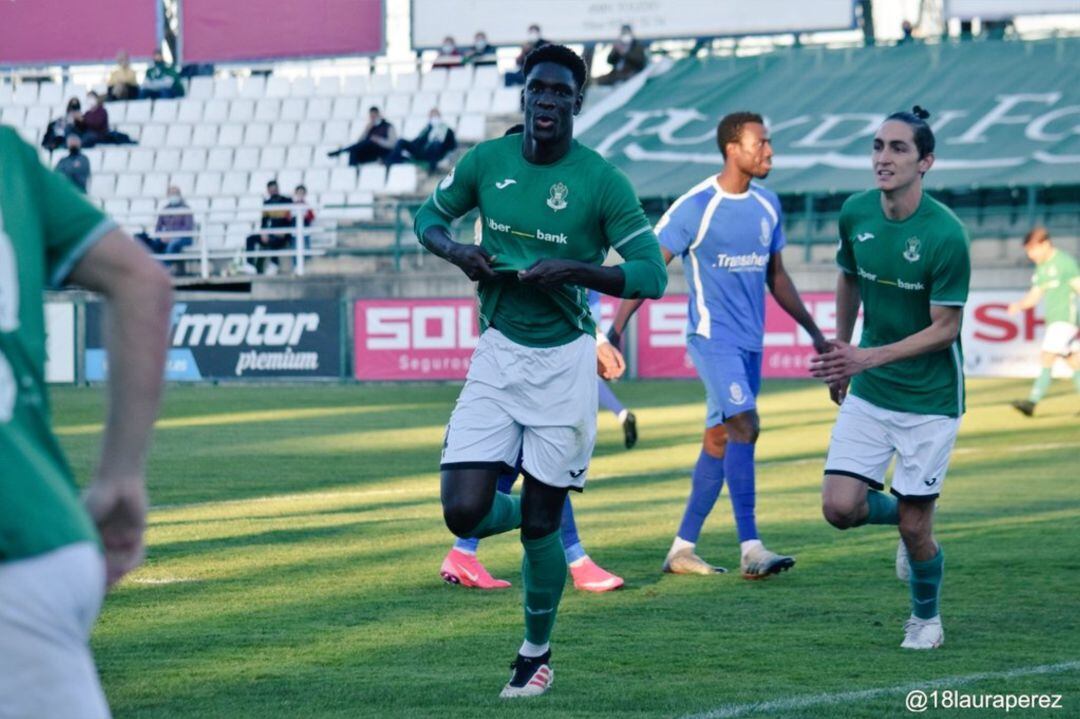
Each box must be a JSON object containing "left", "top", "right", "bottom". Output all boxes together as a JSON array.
[
  {"left": 414, "top": 135, "right": 666, "bottom": 348},
  {"left": 837, "top": 190, "right": 971, "bottom": 417},
  {"left": 1032, "top": 249, "right": 1079, "bottom": 325},
  {"left": 0, "top": 126, "right": 115, "bottom": 561}
]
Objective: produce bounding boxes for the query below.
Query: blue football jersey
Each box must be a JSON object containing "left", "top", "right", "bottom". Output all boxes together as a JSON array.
[{"left": 656, "top": 177, "right": 785, "bottom": 351}]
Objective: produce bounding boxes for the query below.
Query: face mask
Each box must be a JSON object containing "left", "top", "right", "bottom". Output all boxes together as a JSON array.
[
  {"left": 528, "top": 31, "right": 540, "bottom": 42},
  {"left": 621, "top": 34, "right": 633, "bottom": 44},
  {"left": 167, "top": 195, "right": 181, "bottom": 205},
  {"left": 442, "top": 44, "right": 454, "bottom": 53},
  {"left": 475, "top": 41, "right": 486, "bottom": 50},
  {"left": 69, "top": 147, "right": 80, "bottom": 156}
]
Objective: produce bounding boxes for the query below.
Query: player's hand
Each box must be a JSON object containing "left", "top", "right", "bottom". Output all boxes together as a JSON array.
[
  {"left": 1006, "top": 302, "right": 1022, "bottom": 316},
  {"left": 596, "top": 341, "right": 626, "bottom": 380},
  {"left": 517, "top": 259, "right": 582, "bottom": 287},
  {"left": 809, "top": 340, "right": 876, "bottom": 384},
  {"left": 811, "top": 333, "right": 832, "bottom": 356},
  {"left": 448, "top": 244, "right": 498, "bottom": 281},
  {"left": 828, "top": 378, "right": 850, "bottom": 406},
  {"left": 83, "top": 476, "right": 148, "bottom": 588},
  {"left": 606, "top": 327, "right": 623, "bottom": 350}
]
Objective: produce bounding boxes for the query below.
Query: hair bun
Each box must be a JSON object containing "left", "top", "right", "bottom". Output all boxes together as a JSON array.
[{"left": 912, "top": 105, "right": 931, "bottom": 120}]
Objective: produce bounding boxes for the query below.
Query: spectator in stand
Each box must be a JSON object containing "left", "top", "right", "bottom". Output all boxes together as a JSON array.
[
  {"left": 505, "top": 24, "right": 548, "bottom": 85},
  {"left": 106, "top": 50, "right": 139, "bottom": 101},
  {"left": 42, "top": 98, "right": 82, "bottom": 151},
  {"left": 595, "top": 24, "right": 647, "bottom": 86},
  {"left": 385, "top": 108, "right": 457, "bottom": 174},
  {"left": 55, "top": 133, "right": 91, "bottom": 194},
  {"left": 79, "top": 91, "right": 135, "bottom": 147},
  {"left": 463, "top": 31, "right": 498, "bottom": 66},
  {"left": 243, "top": 180, "right": 293, "bottom": 276},
  {"left": 141, "top": 50, "right": 185, "bottom": 99},
  {"left": 136, "top": 186, "right": 195, "bottom": 271},
  {"left": 293, "top": 185, "right": 316, "bottom": 228},
  {"left": 327, "top": 107, "right": 397, "bottom": 167},
  {"left": 433, "top": 36, "right": 463, "bottom": 69}
]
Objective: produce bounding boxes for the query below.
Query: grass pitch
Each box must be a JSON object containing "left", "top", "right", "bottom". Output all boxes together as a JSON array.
[{"left": 52, "top": 378, "right": 1079, "bottom": 718}]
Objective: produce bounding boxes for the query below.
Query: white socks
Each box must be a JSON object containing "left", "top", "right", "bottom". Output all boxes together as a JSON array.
[
  {"left": 740, "top": 539, "right": 763, "bottom": 559},
  {"left": 668, "top": 537, "right": 695, "bottom": 558},
  {"left": 617, "top": 409, "right": 629, "bottom": 424},
  {"left": 519, "top": 640, "right": 550, "bottom": 658}
]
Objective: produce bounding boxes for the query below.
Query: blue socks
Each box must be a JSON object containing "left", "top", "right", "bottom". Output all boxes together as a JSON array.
[
  {"left": 724, "top": 441, "right": 758, "bottom": 543},
  {"left": 676, "top": 450, "right": 725, "bottom": 542},
  {"left": 597, "top": 379, "right": 625, "bottom": 418}
]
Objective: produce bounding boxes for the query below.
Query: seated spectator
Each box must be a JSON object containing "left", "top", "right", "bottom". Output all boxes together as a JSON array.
[
  {"left": 42, "top": 97, "right": 82, "bottom": 151},
  {"left": 463, "top": 32, "right": 498, "bottom": 66},
  {"left": 327, "top": 107, "right": 397, "bottom": 167},
  {"left": 505, "top": 24, "right": 548, "bottom": 86},
  {"left": 385, "top": 108, "right": 457, "bottom": 173},
  {"left": 433, "top": 36, "right": 463, "bottom": 69},
  {"left": 79, "top": 91, "right": 135, "bottom": 147},
  {"left": 106, "top": 50, "right": 139, "bottom": 101},
  {"left": 136, "top": 186, "right": 196, "bottom": 271},
  {"left": 141, "top": 51, "right": 185, "bottom": 99},
  {"left": 595, "top": 25, "right": 647, "bottom": 86},
  {"left": 243, "top": 180, "right": 294, "bottom": 275},
  {"left": 54, "top": 134, "right": 91, "bottom": 193},
  {"left": 292, "top": 185, "right": 316, "bottom": 228},
  {"left": 897, "top": 20, "right": 916, "bottom": 45}
]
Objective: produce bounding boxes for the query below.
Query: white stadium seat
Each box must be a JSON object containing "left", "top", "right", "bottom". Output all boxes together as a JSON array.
[
  {"left": 1, "top": 106, "right": 26, "bottom": 128},
  {"left": 393, "top": 73, "right": 420, "bottom": 94},
  {"left": 362, "top": 94, "right": 386, "bottom": 113},
  {"left": 260, "top": 146, "right": 286, "bottom": 171},
  {"left": 490, "top": 87, "right": 520, "bottom": 114},
  {"left": 203, "top": 99, "right": 228, "bottom": 123},
  {"left": 438, "top": 90, "right": 466, "bottom": 115},
  {"left": 249, "top": 170, "right": 277, "bottom": 193},
  {"left": 465, "top": 89, "right": 493, "bottom": 113},
  {"left": 191, "top": 125, "right": 218, "bottom": 147},
  {"left": 368, "top": 73, "right": 393, "bottom": 94},
  {"left": 128, "top": 148, "right": 155, "bottom": 173},
  {"left": 188, "top": 77, "right": 213, "bottom": 100},
  {"left": 402, "top": 115, "right": 428, "bottom": 138},
  {"left": 195, "top": 172, "right": 222, "bottom": 197},
  {"left": 244, "top": 123, "right": 270, "bottom": 146},
  {"left": 446, "top": 67, "right": 474, "bottom": 91},
  {"left": 177, "top": 100, "right": 204, "bottom": 123},
  {"left": 315, "top": 76, "right": 341, "bottom": 97},
  {"left": 291, "top": 77, "right": 316, "bottom": 97},
  {"left": 142, "top": 173, "right": 169, "bottom": 199},
  {"left": 156, "top": 148, "right": 181, "bottom": 172},
  {"left": 206, "top": 147, "right": 234, "bottom": 171},
  {"left": 329, "top": 167, "right": 357, "bottom": 192},
  {"left": 151, "top": 100, "right": 179, "bottom": 124},
  {"left": 358, "top": 164, "right": 385, "bottom": 192},
  {"left": 420, "top": 70, "right": 449, "bottom": 92},
  {"left": 302, "top": 168, "right": 329, "bottom": 194},
  {"left": 92, "top": 174, "right": 117, "bottom": 200},
  {"left": 214, "top": 77, "right": 239, "bottom": 99},
  {"left": 385, "top": 93, "right": 411, "bottom": 117},
  {"left": 101, "top": 149, "right": 129, "bottom": 173},
  {"left": 296, "top": 120, "right": 324, "bottom": 145},
  {"left": 321, "top": 191, "right": 346, "bottom": 206},
  {"left": 187, "top": 196, "right": 210, "bottom": 213},
  {"left": 383, "top": 164, "right": 417, "bottom": 195},
  {"left": 322, "top": 120, "right": 350, "bottom": 146},
  {"left": 103, "top": 198, "right": 128, "bottom": 218},
  {"left": 38, "top": 83, "right": 63, "bottom": 107},
  {"left": 240, "top": 75, "right": 267, "bottom": 99},
  {"left": 12, "top": 83, "right": 38, "bottom": 106},
  {"left": 114, "top": 173, "right": 143, "bottom": 198},
  {"left": 169, "top": 172, "right": 196, "bottom": 196},
  {"left": 180, "top": 148, "right": 207, "bottom": 172},
  {"left": 211, "top": 196, "right": 238, "bottom": 214},
  {"left": 280, "top": 98, "right": 306, "bottom": 122},
  {"left": 254, "top": 99, "right": 280, "bottom": 122},
  {"left": 218, "top": 124, "right": 244, "bottom": 146},
  {"left": 332, "top": 97, "right": 359, "bottom": 120},
  {"left": 307, "top": 97, "right": 332, "bottom": 121},
  {"left": 457, "top": 114, "right": 486, "bottom": 143},
  {"left": 233, "top": 147, "right": 260, "bottom": 171},
  {"left": 222, "top": 171, "right": 249, "bottom": 196},
  {"left": 229, "top": 99, "right": 255, "bottom": 123},
  {"left": 277, "top": 169, "right": 303, "bottom": 192},
  {"left": 270, "top": 123, "right": 297, "bottom": 146},
  {"left": 266, "top": 76, "right": 291, "bottom": 98},
  {"left": 125, "top": 101, "right": 152, "bottom": 123},
  {"left": 165, "top": 125, "right": 193, "bottom": 148},
  {"left": 342, "top": 75, "right": 368, "bottom": 96},
  {"left": 474, "top": 66, "right": 499, "bottom": 89},
  {"left": 129, "top": 198, "right": 157, "bottom": 221},
  {"left": 138, "top": 124, "right": 167, "bottom": 147}
]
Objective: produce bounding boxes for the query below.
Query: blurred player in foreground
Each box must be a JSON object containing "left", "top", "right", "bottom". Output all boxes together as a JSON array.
[
  {"left": 414, "top": 45, "right": 666, "bottom": 698},
  {"left": 812, "top": 107, "right": 970, "bottom": 650},
  {"left": 1007, "top": 227, "right": 1080, "bottom": 416},
  {"left": 611, "top": 111, "right": 826, "bottom": 579},
  {"left": 0, "top": 125, "right": 172, "bottom": 717}
]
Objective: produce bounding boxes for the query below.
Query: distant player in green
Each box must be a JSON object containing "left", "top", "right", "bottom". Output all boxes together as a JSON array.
[
  {"left": 413, "top": 45, "right": 666, "bottom": 698},
  {"left": 0, "top": 126, "right": 172, "bottom": 716},
  {"left": 1008, "top": 227, "right": 1080, "bottom": 416},
  {"left": 811, "top": 107, "right": 970, "bottom": 650}
]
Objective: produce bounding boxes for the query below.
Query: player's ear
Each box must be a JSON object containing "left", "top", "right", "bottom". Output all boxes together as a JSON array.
[
  {"left": 573, "top": 91, "right": 583, "bottom": 116},
  {"left": 520, "top": 88, "right": 525, "bottom": 113},
  {"left": 919, "top": 152, "right": 934, "bottom": 176}
]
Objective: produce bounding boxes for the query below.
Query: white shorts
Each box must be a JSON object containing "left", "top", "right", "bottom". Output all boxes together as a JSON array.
[
  {"left": 0, "top": 542, "right": 110, "bottom": 719},
  {"left": 824, "top": 394, "right": 961, "bottom": 501},
  {"left": 1042, "top": 321, "right": 1079, "bottom": 356},
  {"left": 441, "top": 328, "right": 598, "bottom": 489}
]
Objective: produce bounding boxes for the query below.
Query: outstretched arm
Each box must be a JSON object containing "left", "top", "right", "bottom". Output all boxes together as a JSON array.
[
  {"left": 67, "top": 229, "right": 173, "bottom": 587},
  {"left": 1007, "top": 286, "right": 1043, "bottom": 315},
  {"left": 767, "top": 251, "right": 828, "bottom": 353},
  {"left": 608, "top": 246, "right": 674, "bottom": 346}
]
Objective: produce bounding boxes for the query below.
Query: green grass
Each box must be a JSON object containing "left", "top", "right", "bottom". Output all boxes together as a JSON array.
[{"left": 52, "top": 378, "right": 1080, "bottom": 718}]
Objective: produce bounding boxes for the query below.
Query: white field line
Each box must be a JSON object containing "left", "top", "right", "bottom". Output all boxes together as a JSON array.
[
  {"left": 149, "top": 440, "right": 1074, "bottom": 513},
  {"left": 681, "top": 660, "right": 1080, "bottom": 719}
]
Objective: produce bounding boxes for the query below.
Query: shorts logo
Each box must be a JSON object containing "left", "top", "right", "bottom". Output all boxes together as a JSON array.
[
  {"left": 924, "top": 477, "right": 938, "bottom": 487},
  {"left": 759, "top": 218, "right": 771, "bottom": 247},
  {"left": 547, "top": 182, "right": 569, "bottom": 212},
  {"left": 903, "top": 237, "right": 921, "bottom": 263},
  {"left": 439, "top": 166, "right": 456, "bottom": 190},
  {"left": 729, "top": 382, "right": 747, "bottom": 406},
  {"left": 569, "top": 467, "right": 587, "bottom": 479}
]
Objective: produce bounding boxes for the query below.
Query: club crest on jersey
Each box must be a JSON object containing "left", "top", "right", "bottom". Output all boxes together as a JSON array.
[
  {"left": 729, "top": 382, "right": 747, "bottom": 406},
  {"left": 546, "top": 182, "right": 568, "bottom": 212},
  {"left": 903, "top": 237, "right": 921, "bottom": 263},
  {"left": 759, "top": 218, "right": 771, "bottom": 247}
]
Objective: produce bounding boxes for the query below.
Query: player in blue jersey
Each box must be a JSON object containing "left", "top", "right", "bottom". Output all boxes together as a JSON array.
[
  {"left": 589, "top": 289, "right": 638, "bottom": 448},
  {"left": 611, "top": 111, "right": 828, "bottom": 578}
]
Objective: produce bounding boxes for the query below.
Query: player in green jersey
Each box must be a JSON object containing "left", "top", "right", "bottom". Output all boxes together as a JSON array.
[
  {"left": 810, "top": 107, "right": 971, "bottom": 651},
  {"left": 1008, "top": 227, "right": 1080, "bottom": 416},
  {"left": 0, "top": 126, "right": 172, "bottom": 717},
  {"left": 413, "top": 45, "right": 666, "bottom": 698}
]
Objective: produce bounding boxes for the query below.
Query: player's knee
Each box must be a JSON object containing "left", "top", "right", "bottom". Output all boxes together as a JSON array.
[
  {"left": 520, "top": 514, "right": 560, "bottom": 540},
  {"left": 703, "top": 426, "right": 727, "bottom": 457},
  {"left": 822, "top": 500, "right": 860, "bottom": 529},
  {"left": 725, "top": 413, "right": 760, "bottom": 444},
  {"left": 442, "top": 496, "right": 489, "bottom": 538}
]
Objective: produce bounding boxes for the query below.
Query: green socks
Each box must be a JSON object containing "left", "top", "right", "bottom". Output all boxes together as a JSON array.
[
  {"left": 861, "top": 489, "right": 899, "bottom": 526},
  {"left": 467, "top": 493, "right": 521, "bottom": 539},
  {"left": 909, "top": 545, "right": 944, "bottom": 620},
  {"left": 521, "top": 530, "right": 567, "bottom": 646},
  {"left": 1029, "top": 368, "right": 1053, "bottom": 403}
]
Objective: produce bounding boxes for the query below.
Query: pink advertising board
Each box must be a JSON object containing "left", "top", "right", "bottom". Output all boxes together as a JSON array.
[
  {"left": 0, "top": 0, "right": 158, "bottom": 66},
  {"left": 353, "top": 297, "right": 618, "bottom": 381},
  {"left": 181, "top": 0, "right": 383, "bottom": 63},
  {"left": 636, "top": 293, "right": 849, "bottom": 379}
]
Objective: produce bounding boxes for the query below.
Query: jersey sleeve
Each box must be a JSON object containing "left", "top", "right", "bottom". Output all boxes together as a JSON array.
[
  {"left": 654, "top": 194, "right": 699, "bottom": 256},
  {"left": 836, "top": 199, "right": 856, "bottom": 275},
  {"left": 413, "top": 145, "right": 480, "bottom": 240},
  {"left": 767, "top": 194, "right": 786, "bottom": 254},
  {"left": 929, "top": 225, "right": 971, "bottom": 307},
  {"left": 15, "top": 131, "right": 116, "bottom": 287},
  {"left": 600, "top": 167, "right": 667, "bottom": 300}
]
